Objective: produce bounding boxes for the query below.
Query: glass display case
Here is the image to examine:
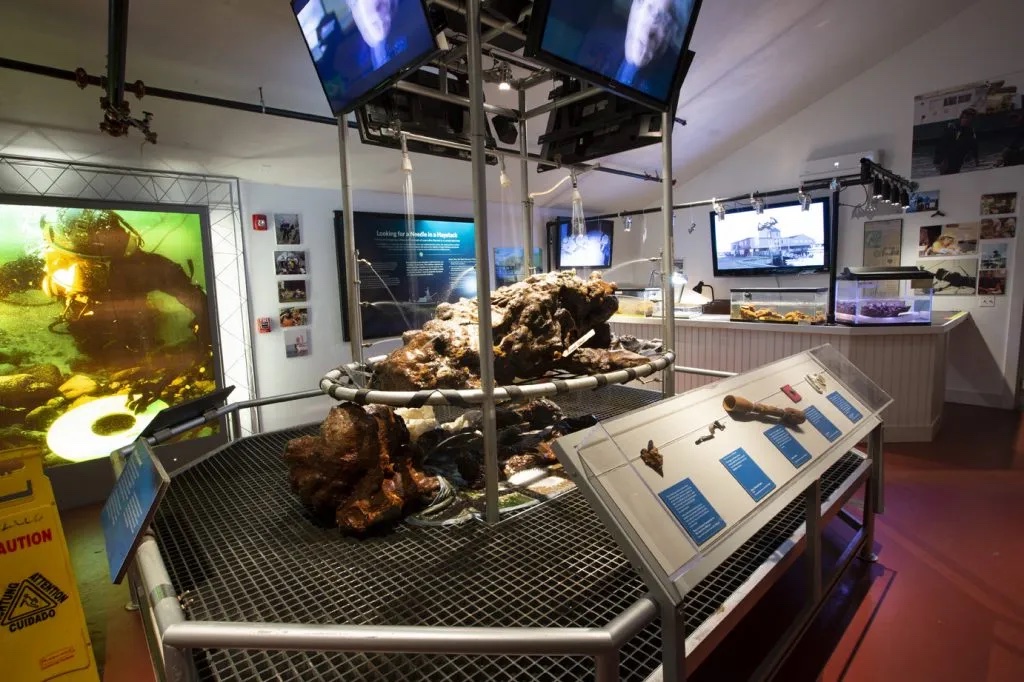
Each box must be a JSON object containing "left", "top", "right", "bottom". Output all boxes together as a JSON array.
[
  {"left": 835, "top": 266, "right": 933, "bottom": 326},
  {"left": 729, "top": 287, "right": 827, "bottom": 324}
]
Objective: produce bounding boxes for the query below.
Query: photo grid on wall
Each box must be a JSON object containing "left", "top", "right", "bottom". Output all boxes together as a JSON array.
[
  {"left": 915, "top": 192, "right": 1017, "bottom": 297},
  {"left": 271, "top": 212, "right": 311, "bottom": 356}
]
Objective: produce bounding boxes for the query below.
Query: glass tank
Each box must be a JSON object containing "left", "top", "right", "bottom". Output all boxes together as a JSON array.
[
  {"left": 835, "top": 266, "right": 933, "bottom": 326},
  {"left": 729, "top": 287, "right": 827, "bottom": 324}
]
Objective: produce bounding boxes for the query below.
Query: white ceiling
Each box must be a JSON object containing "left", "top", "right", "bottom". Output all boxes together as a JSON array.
[{"left": 0, "top": 0, "right": 977, "bottom": 214}]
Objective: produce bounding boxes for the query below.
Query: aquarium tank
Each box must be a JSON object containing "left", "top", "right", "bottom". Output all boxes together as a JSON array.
[{"left": 0, "top": 201, "right": 221, "bottom": 467}]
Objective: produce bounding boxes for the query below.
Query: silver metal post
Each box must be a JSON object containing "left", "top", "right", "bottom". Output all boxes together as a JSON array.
[
  {"left": 338, "top": 116, "right": 364, "bottom": 365},
  {"left": 660, "top": 601, "right": 686, "bottom": 681},
  {"left": 519, "top": 88, "right": 534, "bottom": 277},
  {"left": 660, "top": 112, "right": 676, "bottom": 397},
  {"left": 466, "top": 0, "right": 500, "bottom": 524},
  {"left": 805, "top": 480, "right": 822, "bottom": 602},
  {"left": 594, "top": 652, "right": 620, "bottom": 682},
  {"left": 870, "top": 423, "right": 885, "bottom": 514},
  {"left": 861, "top": 425, "right": 883, "bottom": 562}
]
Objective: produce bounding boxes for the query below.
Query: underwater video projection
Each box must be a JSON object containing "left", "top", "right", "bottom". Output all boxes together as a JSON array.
[{"left": 0, "top": 201, "right": 220, "bottom": 467}]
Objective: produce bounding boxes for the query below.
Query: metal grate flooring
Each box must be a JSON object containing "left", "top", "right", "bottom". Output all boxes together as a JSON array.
[{"left": 153, "top": 385, "right": 865, "bottom": 681}]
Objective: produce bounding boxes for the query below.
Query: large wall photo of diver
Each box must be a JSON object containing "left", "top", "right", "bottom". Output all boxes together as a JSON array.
[{"left": 0, "top": 203, "right": 219, "bottom": 467}]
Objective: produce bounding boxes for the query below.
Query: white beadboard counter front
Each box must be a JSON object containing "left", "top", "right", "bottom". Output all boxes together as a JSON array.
[{"left": 610, "top": 312, "right": 968, "bottom": 442}]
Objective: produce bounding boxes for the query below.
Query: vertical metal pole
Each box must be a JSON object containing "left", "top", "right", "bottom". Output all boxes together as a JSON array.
[
  {"left": 805, "top": 480, "right": 822, "bottom": 602},
  {"left": 338, "top": 116, "right": 364, "bottom": 365},
  {"left": 466, "top": 0, "right": 501, "bottom": 524},
  {"left": 519, "top": 88, "right": 534, "bottom": 277},
  {"left": 870, "top": 423, "right": 885, "bottom": 514},
  {"left": 661, "top": 113, "right": 676, "bottom": 397},
  {"left": 594, "top": 652, "right": 620, "bottom": 682},
  {"left": 826, "top": 184, "right": 841, "bottom": 324},
  {"left": 661, "top": 601, "right": 687, "bottom": 681},
  {"left": 860, "top": 424, "right": 883, "bottom": 562}
]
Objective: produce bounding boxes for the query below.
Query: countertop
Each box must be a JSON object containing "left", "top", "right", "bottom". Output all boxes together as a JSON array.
[{"left": 609, "top": 311, "right": 969, "bottom": 336}]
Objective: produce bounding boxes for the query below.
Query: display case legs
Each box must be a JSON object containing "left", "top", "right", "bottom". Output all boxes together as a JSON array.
[
  {"left": 660, "top": 601, "right": 688, "bottom": 682},
  {"left": 805, "top": 480, "right": 823, "bottom": 602},
  {"left": 859, "top": 424, "right": 883, "bottom": 562}
]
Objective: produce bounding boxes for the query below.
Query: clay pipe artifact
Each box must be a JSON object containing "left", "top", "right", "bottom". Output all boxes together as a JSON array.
[{"left": 723, "top": 395, "right": 806, "bottom": 426}]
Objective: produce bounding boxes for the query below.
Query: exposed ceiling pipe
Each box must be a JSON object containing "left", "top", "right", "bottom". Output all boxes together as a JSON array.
[
  {"left": 106, "top": 0, "right": 130, "bottom": 107},
  {"left": 0, "top": 57, "right": 663, "bottom": 184}
]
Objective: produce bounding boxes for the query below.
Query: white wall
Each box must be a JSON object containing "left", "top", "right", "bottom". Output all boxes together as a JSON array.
[
  {"left": 241, "top": 180, "right": 557, "bottom": 430},
  {"left": 610, "top": 0, "right": 1024, "bottom": 408}
]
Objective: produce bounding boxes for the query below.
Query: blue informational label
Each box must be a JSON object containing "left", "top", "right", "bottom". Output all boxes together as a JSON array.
[
  {"left": 720, "top": 446, "right": 774, "bottom": 499},
  {"left": 100, "top": 439, "right": 170, "bottom": 584},
  {"left": 764, "top": 424, "right": 813, "bottom": 468},
  {"left": 804, "top": 406, "right": 842, "bottom": 442},
  {"left": 826, "top": 391, "right": 863, "bottom": 423},
  {"left": 659, "top": 478, "right": 727, "bottom": 546},
  {"left": 720, "top": 448, "right": 777, "bottom": 502}
]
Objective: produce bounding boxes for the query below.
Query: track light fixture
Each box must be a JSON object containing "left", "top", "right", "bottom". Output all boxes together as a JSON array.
[
  {"left": 750, "top": 193, "right": 765, "bottom": 215},
  {"left": 712, "top": 198, "right": 726, "bottom": 220},
  {"left": 872, "top": 177, "right": 884, "bottom": 199},
  {"left": 798, "top": 186, "right": 811, "bottom": 211},
  {"left": 624, "top": 216, "right": 632, "bottom": 232},
  {"left": 899, "top": 189, "right": 910, "bottom": 209},
  {"left": 498, "top": 156, "right": 511, "bottom": 188},
  {"left": 862, "top": 158, "right": 917, "bottom": 212},
  {"left": 570, "top": 172, "right": 586, "bottom": 238},
  {"left": 888, "top": 182, "right": 900, "bottom": 205}
]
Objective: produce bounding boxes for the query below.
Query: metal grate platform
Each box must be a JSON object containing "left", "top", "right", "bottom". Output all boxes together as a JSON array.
[{"left": 153, "top": 386, "right": 865, "bottom": 681}]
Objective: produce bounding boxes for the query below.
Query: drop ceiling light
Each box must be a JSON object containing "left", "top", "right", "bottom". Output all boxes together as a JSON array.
[
  {"left": 798, "top": 187, "right": 811, "bottom": 211},
  {"left": 570, "top": 173, "right": 586, "bottom": 238},
  {"left": 751, "top": 193, "right": 765, "bottom": 215},
  {"left": 713, "top": 198, "right": 725, "bottom": 220}
]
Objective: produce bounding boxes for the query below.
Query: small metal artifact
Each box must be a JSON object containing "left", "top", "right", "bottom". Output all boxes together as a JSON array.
[
  {"left": 806, "top": 373, "right": 827, "bottom": 394},
  {"left": 722, "top": 394, "right": 806, "bottom": 426},
  {"left": 640, "top": 439, "right": 663, "bottom": 477},
  {"left": 695, "top": 434, "right": 715, "bottom": 445}
]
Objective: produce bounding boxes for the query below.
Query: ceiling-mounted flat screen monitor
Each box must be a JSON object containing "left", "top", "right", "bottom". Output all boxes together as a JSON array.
[
  {"left": 291, "top": 0, "right": 437, "bottom": 115},
  {"left": 710, "top": 199, "right": 831, "bottom": 277},
  {"left": 357, "top": 67, "right": 498, "bottom": 165},
  {"left": 556, "top": 219, "right": 614, "bottom": 269},
  {"left": 526, "top": 0, "right": 701, "bottom": 110},
  {"left": 538, "top": 82, "right": 663, "bottom": 170}
]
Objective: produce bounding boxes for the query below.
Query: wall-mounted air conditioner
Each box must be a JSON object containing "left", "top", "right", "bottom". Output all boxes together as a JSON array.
[{"left": 800, "top": 150, "right": 881, "bottom": 182}]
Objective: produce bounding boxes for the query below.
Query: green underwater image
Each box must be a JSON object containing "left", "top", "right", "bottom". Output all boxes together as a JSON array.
[{"left": 0, "top": 203, "right": 219, "bottom": 466}]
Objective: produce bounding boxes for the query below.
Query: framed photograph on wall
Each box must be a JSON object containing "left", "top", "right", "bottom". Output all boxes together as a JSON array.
[
  {"left": 275, "top": 213, "right": 302, "bottom": 244},
  {"left": 278, "top": 279, "right": 308, "bottom": 303},
  {"left": 980, "top": 192, "right": 1017, "bottom": 216},
  {"left": 279, "top": 306, "right": 309, "bottom": 327},
  {"left": 274, "top": 250, "right": 308, "bottom": 275},
  {"left": 918, "top": 223, "right": 980, "bottom": 257},
  {"left": 915, "top": 258, "right": 978, "bottom": 296},
  {"left": 981, "top": 216, "right": 1017, "bottom": 239},
  {"left": 284, "top": 329, "right": 311, "bottom": 358}
]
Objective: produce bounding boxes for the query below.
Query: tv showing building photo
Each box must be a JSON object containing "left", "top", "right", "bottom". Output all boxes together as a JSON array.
[{"left": 711, "top": 201, "right": 828, "bottom": 276}]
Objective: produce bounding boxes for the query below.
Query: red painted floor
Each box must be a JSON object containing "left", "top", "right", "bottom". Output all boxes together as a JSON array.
[{"left": 63, "top": 402, "right": 1024, "bottom": 681}]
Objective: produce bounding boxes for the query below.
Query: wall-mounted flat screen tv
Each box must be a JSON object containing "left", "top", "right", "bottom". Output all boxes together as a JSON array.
[
  {"left": 710, "top": 199, "right": 831, "bottom": 277},
  {"left": 556, "top": 218, "right": 614, "bottom": 269},
  {"left": 0, "top": 199, "right": 222, "bottom": 467},
  {"left": 335, "top": 211, "right": 477, "bottom": 340},
  {"left": 291, "top": 0, "right": 437, "bottom": 115},
  {"left": 526, "top": 0, "right": 701, "bottom": 110}
]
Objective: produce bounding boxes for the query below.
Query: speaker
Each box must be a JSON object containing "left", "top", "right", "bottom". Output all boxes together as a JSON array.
[{"left": 491, "top": 115, "right": 518, "bottom": 145}]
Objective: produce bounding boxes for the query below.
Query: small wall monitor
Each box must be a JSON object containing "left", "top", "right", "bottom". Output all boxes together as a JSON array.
[
  {"left": 291, "top": 0, "right": 437, "bottom": 115},
  {"left": 710, "top": 199, "right": 831, "bottom": 277},
  {"left": 526, "top": 0, "right": 702, "bottom": 110},
  {"left": 556, "top": 219, "right": 614, "bottom": 269}
]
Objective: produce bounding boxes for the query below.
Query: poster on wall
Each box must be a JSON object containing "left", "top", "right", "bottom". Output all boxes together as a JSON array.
[
  {"left": 863, "top": 219, "right": 903, "bottom": 266},
  {"left": 279, "top": 306, "right": 309, "bottom": 327},
  {"left": 915, "top": 258, "right": 978, "bottom": 296},
  {"left": 0, "top": 203, "right": 220, "bottom": 467},
  {"left": 980, "top": 192, "right": 1017, "bottom": 216},
  {"left": 274, "top": 250, "right": 308, "bottom": 275},
  {"left": 918, "top": 223, "right": 980, "bottom": 257},
  {"left": 978, "top": 269, "right": 1008, "bottom": 295},
  {"left": 284, "top": 329, "right": 311, "bottom": 358},
  {"left": 911, "top": 72, "right": 1024, "bottom": 179},
  {"left": 905, "top": 190, "right": 940, "bottom": 214},
  {"left": 981, "top": 217, "right": 1017, "bottom": 239},
  {"left": 334, "top": 212, "right": 477, "bottom": 340},
  {"left": 278, "top": 279, "right": 308, "bottom": 303},
  {"left": 494, "top": 247, "right": 543, "bottom": 287},
  {"left": 275, "top": 213, "right": 301, "bottom": 244},
  {"left": 980, "top": 241, "right": 1009, "bottom": 270}
]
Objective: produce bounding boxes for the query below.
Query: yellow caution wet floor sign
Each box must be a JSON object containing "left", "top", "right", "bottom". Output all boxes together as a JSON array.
[{"left": 0, "top": 447, "right": 99, "bottom": 681}]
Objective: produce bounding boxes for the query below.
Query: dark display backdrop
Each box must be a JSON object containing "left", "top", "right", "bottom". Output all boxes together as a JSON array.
[
  {"left": 335, "top": 211, "right": 477, "bottom": 340},
  {"left": 0, "top": 198, "right": 223, "bottom": 469}
]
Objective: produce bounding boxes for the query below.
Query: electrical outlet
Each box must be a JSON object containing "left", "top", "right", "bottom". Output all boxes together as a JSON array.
[{"left": 980, "top": 296, "right": 996, "bottom": 307}]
